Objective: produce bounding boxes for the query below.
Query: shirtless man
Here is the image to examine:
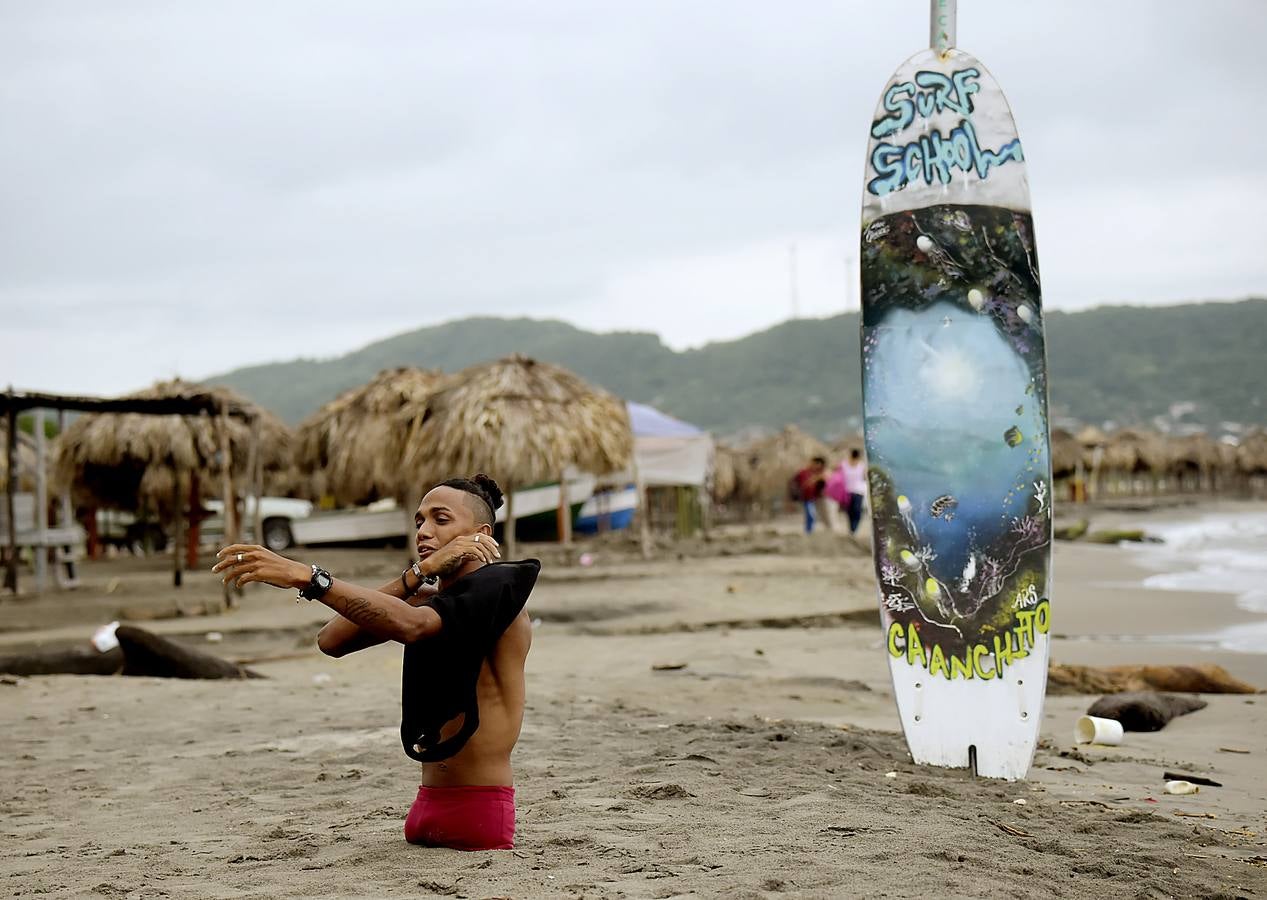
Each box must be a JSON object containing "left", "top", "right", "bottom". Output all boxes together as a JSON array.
[{"left": 212, "top": 474, "right": 536, "bottom": 850}]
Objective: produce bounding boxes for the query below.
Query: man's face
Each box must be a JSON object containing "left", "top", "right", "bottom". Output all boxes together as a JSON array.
[{"left": 414, "top": 486, "right": 492, "bottom": 560}]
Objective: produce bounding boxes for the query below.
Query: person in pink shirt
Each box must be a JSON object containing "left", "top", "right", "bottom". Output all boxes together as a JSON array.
[{"left": 838, "top": 449, "right": 868, "bottom": 535}]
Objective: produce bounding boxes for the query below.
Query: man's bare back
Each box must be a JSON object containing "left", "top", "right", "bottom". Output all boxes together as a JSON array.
[{"left": 423, "top": 609, "right": 532, "bottom": 787}]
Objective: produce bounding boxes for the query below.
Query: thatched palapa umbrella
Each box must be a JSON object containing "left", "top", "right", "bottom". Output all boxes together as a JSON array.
[
  {"left": 295, "top": 367, "right": 448, "bottom": 507},
  {"left": 1166, "top": 432, "right": 1224, "bottom": 491},
  {"left": 1075, "top": 425, "right": 1108, "bottom": 449},
  {"left": 1099, "top": 428, "right": 1171, "bottom": 495},
  {"left": 741, "top": 425, "right": 831, "bottom": 507},
  {"left": 1049, "top": 428, "right": 1081, "bottom": 481},
  {"left": 52, "top": 379, "right": 291, "bottom": 586},
  {"left": 399, "top": 355, "right": 632, "bottom": 558},
  {"left": 709, "top": 443, "right": 738, "bottom": 506},
  {"left": 0, "top": 422, "right": 38, "bottom": 493},
  {"left": 1237, "top": 429, "right": 1267, "bottom": 475}
]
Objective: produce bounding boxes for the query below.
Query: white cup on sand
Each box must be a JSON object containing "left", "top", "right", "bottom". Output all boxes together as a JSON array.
[{"left": 1075, "top": 715, "right": 1124, "bottom": 746}]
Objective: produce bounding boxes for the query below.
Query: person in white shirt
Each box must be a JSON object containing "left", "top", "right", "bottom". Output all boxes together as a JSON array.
[{"left": 839, "top": 449, "right": 868, "bottom": 535}]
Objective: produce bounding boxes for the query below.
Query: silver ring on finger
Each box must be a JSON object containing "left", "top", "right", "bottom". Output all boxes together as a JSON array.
[
  {"left": 236, "top": 553, "right": 244, "bottom": 563},
  {"left": 473, "top": 535, "right": 480, "bottom": 543}
]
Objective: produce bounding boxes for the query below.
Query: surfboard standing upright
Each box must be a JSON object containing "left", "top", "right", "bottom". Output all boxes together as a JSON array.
[{"left": 859, "top": 2, "right": 1052, "bottom": 780}]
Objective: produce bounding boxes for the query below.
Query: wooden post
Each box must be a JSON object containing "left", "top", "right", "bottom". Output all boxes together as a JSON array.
[
  {"left": 57, "top": 409, "right": 77, "bottom": 585},
  {"left": 171, "top": 471, "right": 184, "bottom": 588},
  {"left": 217, "top": 408, "right": 238, "bottom": 606},
  {"left": 186, "top": 471, "right": 201, "bottom": 570},
  {"left": 33, "top": 409, "right": 47, "bottom": 592},
  {"left": 555, "top": 470, "right": 573, "bottom": 546},
  {"left": 249, "top": 415, "right": 263, "bottom": 544},
  {"left": 85, "top": 505, "right": 100, "bottom": 560},
  {"left": 4, "top": 401, "right": 17, "bottom": 594},
  {"left": 597, "top": 487, "right": 611, "bottom": 535},
  {"left": 632, "top": 458, "right": 651, "bottom": 560},
  {"left": 217, "top": 409, "right": 237, "bottom": 543},
  {"left": 505, "top": 482, "right": 517, "bottom": 561}
]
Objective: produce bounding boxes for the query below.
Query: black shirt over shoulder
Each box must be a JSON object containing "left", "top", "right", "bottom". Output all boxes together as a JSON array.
[{"left": 400, "top": 559, "right": 540, "bottom": 763}]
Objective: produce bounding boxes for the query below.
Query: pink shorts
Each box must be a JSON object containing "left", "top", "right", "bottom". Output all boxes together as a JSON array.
[{"left": 404, "top": 784, "right": 515, "bottom": 851}]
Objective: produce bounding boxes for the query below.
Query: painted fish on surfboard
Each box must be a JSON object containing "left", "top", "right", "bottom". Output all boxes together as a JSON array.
[{"left": 858, "top": 3, "right": 1053, "bottom": 781}]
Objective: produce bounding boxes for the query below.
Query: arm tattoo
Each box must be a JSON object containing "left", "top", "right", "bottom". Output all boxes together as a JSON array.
[
  {"left": 431, "top": 554, "right": 465, "bottom": 578},
  {"left": 330, "top": 595, "right": 393, "bottom": 630}
]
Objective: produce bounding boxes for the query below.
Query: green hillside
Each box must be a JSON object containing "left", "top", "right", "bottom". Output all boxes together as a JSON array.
[{"left": 206, "top": 299, "right": 1267, "bottom": 437}]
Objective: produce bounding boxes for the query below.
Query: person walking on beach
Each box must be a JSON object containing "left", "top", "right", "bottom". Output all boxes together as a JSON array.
[
  {"left": 792, "top": 456, "right": 829, "bottom": 533},
  {"left": 212, "top": 474, "right": 537, "bottom": 851},
  {"left": 839, "top": 449, "right": 868, "bottom": 535}
]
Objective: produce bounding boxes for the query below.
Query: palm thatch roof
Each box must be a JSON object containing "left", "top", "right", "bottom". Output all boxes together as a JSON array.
[
  {"left": 295, "top": 367, "right": 448, "bottom": 506},
  {"left": 0, "top": 422, "right": 39, "bottom": 492},
  {"left": 399, "top": 355, "right": 633, "bottom": 497},
  {"left": 1101, "top": 428, "right": 1170, "bottom": 474},
  {"left": 1050, "top": 427, "right": 1082, "bottom": 478},
  {"left": 1217, "top": 439, "right": 1239, "bottom": 473},
  {"left": 1075, "top": 425, "right": 1109, "bottom": 447},
  {"left": 1166, "top": 432, "right": 1224, "bottom": 473},
  {"left": 1237, "top": 429, "right": 1267, "bottom": 474},
  {"left": 735, "top": 425, "right": 831, "bottom": 502},
  {"left": 710, "top": 443, "right": 738, "bottom": 504},
  {"left": 52, "top": 379, "right": 292, "bottom": 515}
]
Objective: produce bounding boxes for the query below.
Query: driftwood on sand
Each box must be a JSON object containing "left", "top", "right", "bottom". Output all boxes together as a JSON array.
[
  {"left": 0, "top": 645, "right": 123, "bottom": 676},
  {"left": 1087, "top": 692, "right": 1208, "bottom": 732},
  {"left": 115, "top": 626, "right": 260, "bottom": 679},
  {"left": 0, "top": 626, "right": 259, "bottom": 680},
  {"left": 1047, "top": 663, "right": 1258, "bottom": 696}
]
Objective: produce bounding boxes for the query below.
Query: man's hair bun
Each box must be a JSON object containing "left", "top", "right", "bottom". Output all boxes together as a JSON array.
[{"left": 471, "top": 473, "right": 505, "bottom": 512}]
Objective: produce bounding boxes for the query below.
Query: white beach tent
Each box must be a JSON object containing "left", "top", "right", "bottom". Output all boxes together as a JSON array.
[
  {"left": 584, "top": 402, "right": 713, "bottom": 551},
  {"left": 625, "top": 401, "right": 713, "bottom": 488}
]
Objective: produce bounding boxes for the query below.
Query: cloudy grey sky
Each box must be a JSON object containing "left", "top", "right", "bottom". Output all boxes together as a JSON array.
[{"left": 3, "top": 1, "right": 1266, "bottom": 396}]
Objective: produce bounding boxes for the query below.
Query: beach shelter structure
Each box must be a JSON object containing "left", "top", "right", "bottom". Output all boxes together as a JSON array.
[
  {"left": 50, "top": 379, "right": 291, "bottom": 590},
  {"left": 1099, "top": 428, "right": 1171, "bottom": 494},
  {"left": 624, "top": 402, "right": 712, "bottom": 488},
  {"left": 294, "top": 367, "right": 448, "bottom": 508},
  {"left": 611, "top": 402, "right": 714, "bottom": 540},
  {"left": 399, "top": 355, "right": 632, "bottom": 558},
  {"left": 1049, "top": 428, "right": 1081, "bottom": 480},
  {"left": 1166, "top": 432, "right": 1225, "bottom": 492},
  {"left": 0, "top": 422, "right": 38, "bottom": 493},
  {"left": 1236, "top": 430, "right": 1267, "bottom": 489},
  {"left": 710, "top": 444, "right": 737, "bottom": 506},
  {"left": 742, "top": 425, "right": 832, "bottom": 510}
]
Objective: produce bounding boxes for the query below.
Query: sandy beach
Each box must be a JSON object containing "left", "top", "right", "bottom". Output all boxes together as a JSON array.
[{"left": 2, "top": 500, "right": 1265, "bottom": 898}]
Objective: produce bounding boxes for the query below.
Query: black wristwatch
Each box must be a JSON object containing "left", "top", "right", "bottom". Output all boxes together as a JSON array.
[{"left": 297, "top": 565, "right": 334, "bottom": 602}]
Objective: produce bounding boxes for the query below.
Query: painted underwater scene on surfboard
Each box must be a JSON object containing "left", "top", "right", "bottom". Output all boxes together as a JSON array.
[{"left": 860, "top": 44, "right": 1052, "bottom": 780}]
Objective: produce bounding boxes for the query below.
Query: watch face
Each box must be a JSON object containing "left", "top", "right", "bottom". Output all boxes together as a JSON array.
[{"left": 316, "top": 571, "right": 333, "bottom": 589}]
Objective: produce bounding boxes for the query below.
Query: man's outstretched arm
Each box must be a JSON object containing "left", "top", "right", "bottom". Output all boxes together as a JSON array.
[
  {"left": 212, "top": 545, "right": 442, "bottom": 646},
  {"left": 211, "top": 537, "right": 499, "bottom": 654},
  {"left": 314, "top": 576, "right": 443, "bottom": 646},
  {"left": 316, "top": 573, "right": 437, "bottom": 658}
]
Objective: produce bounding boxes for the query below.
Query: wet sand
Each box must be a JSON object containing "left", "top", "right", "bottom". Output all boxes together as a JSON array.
[{"left": 1, "top": 503, "right": 1265, "bottom": 898}]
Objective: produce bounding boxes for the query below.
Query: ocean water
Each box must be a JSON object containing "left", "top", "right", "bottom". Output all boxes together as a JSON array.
[{"left": 1128, "top": 507, "right": 1267, "bottom": 653}]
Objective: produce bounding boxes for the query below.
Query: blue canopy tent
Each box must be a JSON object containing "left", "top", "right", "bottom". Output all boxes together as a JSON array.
[{"left": 577, "top": 402, "right": 713, "bottom": 543}]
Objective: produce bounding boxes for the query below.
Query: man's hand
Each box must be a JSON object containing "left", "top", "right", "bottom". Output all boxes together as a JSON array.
[
  {"left": 421, "top": 533, "right": 501, "bottom": 579},
  {"left": 212, "top": 544, "right": 311, "bottom": 590}
]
